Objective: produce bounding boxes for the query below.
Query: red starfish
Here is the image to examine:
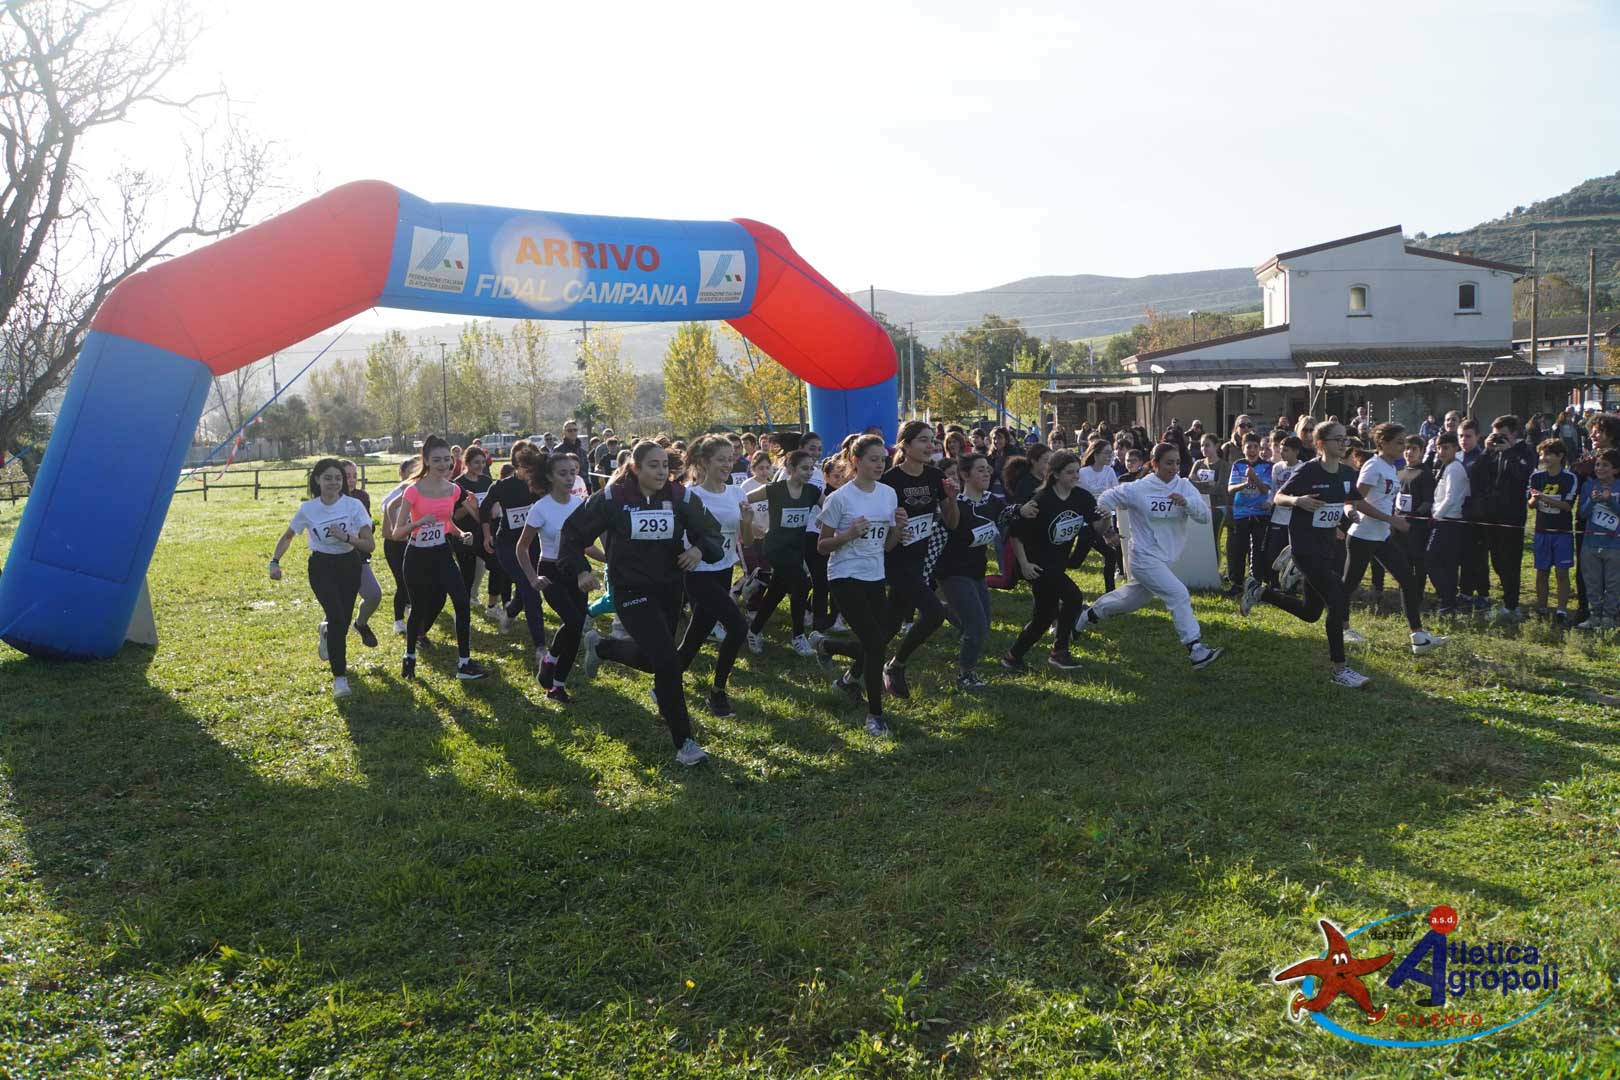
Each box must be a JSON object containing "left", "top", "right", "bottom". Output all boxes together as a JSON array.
[{"left": 1273, "top": 919, "right": 1394, "bottom": 1024}]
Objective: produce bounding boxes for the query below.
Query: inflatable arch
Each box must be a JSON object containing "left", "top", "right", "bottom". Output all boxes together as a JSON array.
[{"left": 0, "top": 181, "right": 898, "bottom": 660}]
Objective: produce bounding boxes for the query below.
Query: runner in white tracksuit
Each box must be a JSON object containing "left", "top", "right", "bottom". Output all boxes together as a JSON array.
[{"left": 1073, "top": 441, "right": 1224, "bottom": 668}]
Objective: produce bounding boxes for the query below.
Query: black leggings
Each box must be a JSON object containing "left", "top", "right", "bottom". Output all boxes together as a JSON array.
[
  {"left": 493, "top": 541, "right": 547, "bottom": 649},
  {"left": 1343, "top": 535, "right": 1423, "bottom": 631},
  {"left": 676, "top": 566, "right": 748, "bottom": 691},
  {"left": 751, "top": 553, "right": 809, "bottom": 637},
  {"left": 1009, "top": 570, "right": 1082, "bottom": 660},
  {"left": 595, "top": 582, "right": 694, "bottom": 748},
  {"left": 1227, "top": 515, "right": 1269, "bottom": 584},
  {"left": 821, "top": 578, "right": 895, "bottom": 716},
  {"left": 1066, "top": 528, "right": 1119, "bottom": 591},
  {"left": 308, "top": 550, "right": 362, "bottom": 677},
  {"left": 1260, "top": 545, "right": 1348, "bottom": 663},
  {"left": 804, "top": 534, "right": 831, "bottom": 622},
  {"left": 886, "top": 553, "right": 945, "bottom": 665},
  {"left": 383, "top": 538, "right": 410, "bottom": 620},
  {"left": 537, "top": 559, "right": 587, "bottom": 682},
  {"left": 404, "top": 542, "right": 472, "bottom": 658},
  {"left": 1262, "top": 523, "right": 1289, "bottom": 587}
]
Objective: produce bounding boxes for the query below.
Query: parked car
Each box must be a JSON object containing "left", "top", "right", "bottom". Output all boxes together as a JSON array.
[{"left": 479, "top": 432, "right": 519, "bottom": 456}]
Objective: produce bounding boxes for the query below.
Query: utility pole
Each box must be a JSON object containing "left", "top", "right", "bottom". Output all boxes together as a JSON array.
[
  {"left": 907, "top": 321, "right": 916, "bottom": 419},
  {"left": 1530, "top": 231, "right": 1539, "bottom": 372},
  {"left": 271, "top": 352, "right": 279, "bottom": 396},
  {"left": 576, "top": 321, "right": 590, "bottom": 370},
  {"left": 869, "top": 285, "right": 876, "bottom": 317},
  {"left": 1586, "top": 247, "right": 1597, "bottom": 379},
  {"left": 438, "top": 342, "right": 449, "bottom": 435}
]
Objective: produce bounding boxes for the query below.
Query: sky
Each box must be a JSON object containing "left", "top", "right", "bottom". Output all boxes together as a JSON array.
[{"left": 102, "top": 0, "right": 1620, "bottom": 331}]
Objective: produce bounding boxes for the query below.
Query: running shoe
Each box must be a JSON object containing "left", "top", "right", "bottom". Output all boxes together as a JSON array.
[
  {"left": 1330, "top": 666, "right": 1371, "bottom": 689},
  {"left": 710, "top": 624, "right": 728, "bottom": 643},
  {"left": 1342, "top": 628, "right": 1368, "bottom": 646},
  {"left": 864, "top": 716, "right": 891, "bottom": 738},
  {"left": 813, "top": 638, "right": 837, "bottom": 672},
  {"left": 1072, "top": 604, "right": 1098, "bottom": 634},
  {"left": 1188, "top": 642, "right": 1224, "bottom": 670},
  {"left": 747, "top": 631, "right": 765, "bottom": 655},
  {"left": 545, "top": 685, "right": 571, "bottom": 705},
  {"left": 675, "top": 738, "right": 709, "bottom": 766},
  {"left": 1410, "top": 631, "right": 1449, "bottom": 655},
  {"left": 610, "top": 617, "right": 628, "bottom": 639},
  {"left": 835, "top": 673, "right": 863, "bottom": 704},
  {"left": 456, "top": 659, "right": 489, "bottom": 681},
  {"left": 1048, "top": 650, "right": 1082, "bottom": 671},
  {"left": 898, "top": 621, "right": 914, "bottom": 638},
  {"left": 318, "top": 621, "right": 329, "bottom": 662},
  {"left": 416, "top": 635, "right": 434, "bottom": 651},
  {"left": 537, "top": 654, "right": 556, "bottom": 688},
  {"left": 882, "top": 661, "right": 911, "bottom": 699},
  {"left": 706, "top": 690, "right": 735, "bottom": 718},
  {"left": 1554, "top": 610, "right": 1572, "bottom": 627},
  {"left": 333, "top": 675, "right": 352, "bottom": 699},
  {"left": 1576, "top": 616, "right": 1603, "bottom": 631},
  {"left": 484, "top": 604, "right": 502, "bottom": 621},
  {"left": 393, "top": 619, "right": 407, "bottom": 635},
  {"left": 496, "top": 607, "right": 511, "bottom": 634},
  {"left": 581, "top": 629, "right": 603, "bottom": 679},
  {"left": 401, "top": 655, "right": 416, "bottom": 680},
  {"left": 356, "top": 622, "right": 378, "bottom": 649},
  {"left": 955, "top": 671, "right": 988, "bottom": 691},
  {"left": 791, "top": 635, "right": 816, "bottom": 656},
  {"left": 998, "top": 652, "right": 1026, "bottom": 673},
  {"left": 1240, "top": 576, "right": 1265, "bottom": 617},
  {"left": 1492, "top": 605, "right": 1524, "bottom": 624},
  {"left": 831, "top": 614, "right": 848, "bottom": 632},
  {"left": 1472, "top": 595, "right": 1492, "bottom": 612}
]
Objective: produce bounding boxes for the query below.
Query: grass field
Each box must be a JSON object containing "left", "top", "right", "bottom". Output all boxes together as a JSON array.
[{"left": 1, "top": 492, "right": 1617, "bottom": 1077}]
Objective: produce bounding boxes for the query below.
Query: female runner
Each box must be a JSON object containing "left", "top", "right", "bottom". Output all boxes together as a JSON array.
[
  {"left": 674, "top": 435, "right": 756, "bottom": 718},
  {"left": 514, "top": 452, "right": 601, "bottom": 703},
  {"left": 1000, "top": 451, "right": 1107, "bottom": 672},
  {"left": 937, "top": 452, "right": 1011, "bottom": 689},
  {"left": 747, "top": 448, "right": 823, "bottom": 656},
  {"left": 878, "top": 421, "right": 959, "bottom": 696}
]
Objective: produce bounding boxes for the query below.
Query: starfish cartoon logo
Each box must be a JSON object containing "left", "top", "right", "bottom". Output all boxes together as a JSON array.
[{"left": 1273, "top": 919, "right": 1394, "bottom": 1024}]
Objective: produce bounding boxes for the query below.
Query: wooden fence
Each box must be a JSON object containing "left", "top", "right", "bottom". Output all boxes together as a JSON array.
[{"left": 3, "top": 464, "right": 382, "bottom": 504}]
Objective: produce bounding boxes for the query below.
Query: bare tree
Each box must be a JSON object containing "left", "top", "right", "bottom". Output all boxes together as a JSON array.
[{"left": 1, "top": 0, "right": 276, "bottom": 477}]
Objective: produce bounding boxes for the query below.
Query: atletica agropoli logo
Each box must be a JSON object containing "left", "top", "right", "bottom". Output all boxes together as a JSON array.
[{"left": 1272, "top": 905, "right": 1561, "bottom": 1048}]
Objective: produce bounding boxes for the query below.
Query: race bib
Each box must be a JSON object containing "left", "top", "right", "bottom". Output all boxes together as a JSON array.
[
  {"left": 902, "top": 512, "right": 936, "bottom": 545},
  {"left": 780, "top": 507, "right": 811, "bottom": 530},
  {"left": 1194, "top": 468, "right": 1214, "bottom": 484},
  {"left": 629, "top": 508, "right": 675, "bottom": 540},
  {"left": 1313, "top": 504, "right": 1345, "bottom": 528},
  {"left": 473, "top": 489, "right": 489, "bottom": 506},
  {"left": 1395, "top": 493, "right": 1413, "bottom": 514},
  {"left": 1593, "top": 503, "right": 1620, "bottom": 533},
  {"left": 731, "top": 471, "right": 749, "bottom": 488},
  {"left": 859, "top": 522, "right": 889, "bottom": 548},
  {"left": 1147, "top": 497, "right": 1177, "bottom": 517},
  {"left": 1050, "top": 513, "right": 1085, "bottom": 545},
  {"left": 318, "top": 519, "right": 349, "bottom": 543},
  {"left": 970, "top": 522, "right": 999, "bottom": 548},
  {"left": 505, "top": 505, "right": 533, "bottom": 531},
  {"left": 411, "top": 519, "right": 446, "bottom": 547}
]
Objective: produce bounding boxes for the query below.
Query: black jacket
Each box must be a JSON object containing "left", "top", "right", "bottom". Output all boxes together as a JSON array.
[
  {"left": 558, "top": 479, "right": 724, "bottom": 593},
  {"left": 1466, "top": 448, "right": 1532, "bottom": 524}
]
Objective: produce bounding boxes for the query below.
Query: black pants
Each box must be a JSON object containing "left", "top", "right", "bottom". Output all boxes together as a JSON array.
[
  {"left": 453, "top": 531, "right": 495, "bottom": 599},
  {"left": 493, "top": 541, "right": 547, "bottom": 649},
  {"left": 308, "top": 550, "right": 362, "bottom": 677},
  {"left": 1262, "top": 523, "right": 1289, "bottom": 587},
  {"left": 1261, "top": 546, "right": 1347, "bottom": 663},
  {"left": 536, "top": 559, "right": 586, "bottom": 682},
  {"left": 1343, "top": 535, "right": 1422, "bottom": 631},
  {"left": 596, "top": 582, "right": 695, "bottom": 748},
  {"left": 383, "top": 538, "right": 410, "bottom": 621},
  {"left": 1227, "top": 515, "right": 1269, "bottom": 584},
  {"left": 1486, "top": 522, "right": 1525, "bottom": 610},
  {"left": 676, "top": 566, "right": 747, "bottom": 691},
  {"left": 821, "top": 578, "right": 895, "bottom": 715},
  {"left": 804, "top": 534, "right": 831, "bottom": 625},
  {"left": 1066, "top": 528, "right": 1119, "bottom": 591},
  {"left": 886, "top": 552, "right": 945, "bottom": 665},
  {"left": 404, "top": 542, "right": 471, "bottom": 658},
  {"left": 1401, "top": 521, "right": 1429, "bottom": 597},
  {"left": 751, "top": 552, "right": 809, "bottom": 637},
  {"left": 1009, "top": 570, "right": 1083, "bottom": 660},
  {"left": 1460, "top": 522, "right": 1489, "bottom": 598},
  {"left": 1425, "top": 520, "right": 1465, "bottom": 610}
]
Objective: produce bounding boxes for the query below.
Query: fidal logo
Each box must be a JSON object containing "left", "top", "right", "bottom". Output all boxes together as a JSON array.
[{"left": 1272, "top": 906, "right": 1561, "bottom": 1047}]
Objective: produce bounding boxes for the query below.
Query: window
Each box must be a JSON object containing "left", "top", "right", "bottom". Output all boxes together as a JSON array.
[
  {"left": 1348, "top": 285, "right": 1369, "bottom": 314},
  {"left": 1457, "top": 282, "right": 1478, "bottom": 311}
]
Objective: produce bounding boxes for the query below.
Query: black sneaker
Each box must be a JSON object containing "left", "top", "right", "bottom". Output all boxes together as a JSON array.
[
  {"left": 537, "top": 656, "right": 556, "bottom": 688},
  {"left": 545, "top": 685, "right": 571, "bottom": 705},
  {"left": 999, "top": 653, "right": 1026, "bottom": 672},
  {"left": 955, "top": 671, "right": 988, "bottom": 691},
  {"left": 813, "top": 638, "right": 836, "bottom": 672},
  {"left": 356, "top": 622, "right": 378, "bottom": 649},
  {"left": 835, "top": 673, "right": 863, "bottom": 704},
  {"left": 882, "top": 661, "right": 911, "bottom": 699},
  {"left": 456, "top": 659, "right": 488, "bottom": 681},
  {"left": 401, "top": 655, "right": 416, "bottom": 680},
  {"left": 706, "top": 690, "right": 735, "bottom": 718},
  {"left": 1048, "top": 650, "right": 1082, "bottom": 670}
]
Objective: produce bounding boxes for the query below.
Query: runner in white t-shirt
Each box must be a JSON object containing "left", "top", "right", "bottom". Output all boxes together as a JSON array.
[
  {"left": 514, "top": 452, "right": 601, "bottom": 703},
  {"left": 672, "top": 435, "right": 757, "bottom": 719}
]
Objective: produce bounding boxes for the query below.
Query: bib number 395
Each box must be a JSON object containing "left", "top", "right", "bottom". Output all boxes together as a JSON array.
[{"left": 630, "top": 509, "right": 675, "bottom": 539}]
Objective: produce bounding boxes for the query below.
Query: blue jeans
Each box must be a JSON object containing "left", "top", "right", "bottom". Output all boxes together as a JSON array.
[{"left": 940, "top": 575, "right": 992, "bottom": 670}]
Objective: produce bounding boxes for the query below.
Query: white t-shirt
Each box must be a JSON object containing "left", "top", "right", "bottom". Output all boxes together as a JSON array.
[
  {"left": 821, "top": 480, "right": 897, "bottom": 582},
  {"left": 525, "top": 494, "right": 583, "bottom": 561},
  {"left": 688, "top": 483, "right": 744, "bottom": 572},
  {"left": 380, "top": 481, "right": 410, "bottom": 517},
  {"left": 1096, "top": 474, "right": 1208, "bottom": 567},
  {"left": 289, "top": 495, "right": 372, "bottom": 555},
  {"left": 1269, "top": 462, "right": 1297, "bottom": 525},
  {"left": 1348, "top": 456, "right": 1400, "bottom": 542},
  {"left": 1077, "top": 464, "right": 1119, "bottom": 500},
  {"left": 741, "top": 477, "right": 770, "bottom": 533}
]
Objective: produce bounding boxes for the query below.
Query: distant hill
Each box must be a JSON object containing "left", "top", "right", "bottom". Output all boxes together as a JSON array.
[
  {"left": 1413, "top": 171, "right": 1620, "bottom": 286},
  {"left": 849, "top": 268, "right": 1260, "bottom": 344}
]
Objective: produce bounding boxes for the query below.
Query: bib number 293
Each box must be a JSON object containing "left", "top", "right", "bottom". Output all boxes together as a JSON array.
[{"left": 630, "top": 509, "right": 675, "bottom": 539}]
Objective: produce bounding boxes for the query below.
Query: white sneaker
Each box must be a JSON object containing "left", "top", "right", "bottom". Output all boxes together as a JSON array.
[
  {"left": 791, "top": 635, "right": 815, "bottom": 656},
  {"left": 1071, "top": 604, "right": 1097, "bottom": 635},
  {"left": 484, "top": 604, "right": 500, "bottom": 621},
  {"left": 1330, "top": 666, "right": 1371, "bottom": 689},
  {"left": 1239, "top": 576, "right": 1265, "bottom": 617},
  {"left": 610, "top": 616, "right": 628, "bottom": 639},
  {"left": 332, "top": 675, "right": 351, "bottom": 698},
  {"left": 806, "top": 631, "right": 826, "bottom": 650},
  {"left": 1576, "top": 616, "right": 1603, "bottom": 630},
  {"left": 831, "top": 614, "right": 848, "bottom": 632},
  {"left": 864, "top": 716, "right": 892, "bottom": 739},
  {"left": 1410, "top": 631, "right": 1449, "bottom": 656},
  {"left": 318, "top": 621, "right": 329, "bottom": 662},
  {"left": 1341, "top": 628, "right": 1368, "bottom": 646},
  {"left": 710, "top": 624, "right": 728, "bottom": 643},
  {"left": 581, "top": 628, "right": 603, "bottom": 679},
  {"left": 393, "top": 619, "right": 407, "bottom": 635},
  {"left": 1188, "top": 643, "right": 1223, "bottom": 669},
  {"left": 496, "top": 607, "right": 511, "bottom": 634},
  {"left": 747, "top": 631, "right": 765, "bottom": 655},
  {"left": 675, "top": 738, "right": 709, "bottom": 766}
]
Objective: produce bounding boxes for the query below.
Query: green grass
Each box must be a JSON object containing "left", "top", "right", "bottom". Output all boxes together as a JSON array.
[{"left": 1, "top": 494, "right": 1618, "bottom": 1077}]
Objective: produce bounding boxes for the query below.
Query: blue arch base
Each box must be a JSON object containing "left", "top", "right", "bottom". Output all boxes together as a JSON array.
[
  {"left": 806, "top": 376, "right": 897, "bottom": 447},
  {"left": 0, "top": 331, "right": 211, "bottom": 658}
]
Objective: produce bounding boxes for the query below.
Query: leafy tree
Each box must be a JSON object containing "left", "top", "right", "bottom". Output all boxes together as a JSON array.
[
  {"left": 208, "top": 360, "right": 265, "bottom": 443},
  {"left": 363, "top": 330, "right": 420, "bottom": 447},
  {"left": 1004, "top": 348, "right": 1048, "bottom": 430},
  {"left": 719, "top": 325, "right": 803, "bottom": 430},
  {"left": 1, "top": 0, "right": 273, "bottom": 474},
  {"left": 449, "top": 321, "right": 510, "bottom": 435},
  {"left": 921, "top": 357, "right": 982, "bottom": 422},
  {"left": 935, "top": 315, "right": 1043, "bottom": 386},
  {"left": 508, "top": 321, "right": 553, "bottom": 436},
  {"left": 581, "top": 330, "right": 637, "bottom": 431},
  {"left": 662, "top": 322, "right": 725, "bottom": 437},
  {"left": 308, "top": 358, "right": 373, "bottom": 451},
  {"left": 874, "top": 311, "right": 931, "bottom": 407},
  {"left": 1514, "top": 274, "right": 1590, "bottom": 320},
  {"left": 258, "top": 394, "right": 313, "bottom": 457},
  {"left": 574, "top": 401, "right": 604, "bottom": 441}
]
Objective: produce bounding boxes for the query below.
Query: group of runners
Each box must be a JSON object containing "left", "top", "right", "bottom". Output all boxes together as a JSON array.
[{"left": 267, "top": 407, "right": 1620, "bottom": 766}]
